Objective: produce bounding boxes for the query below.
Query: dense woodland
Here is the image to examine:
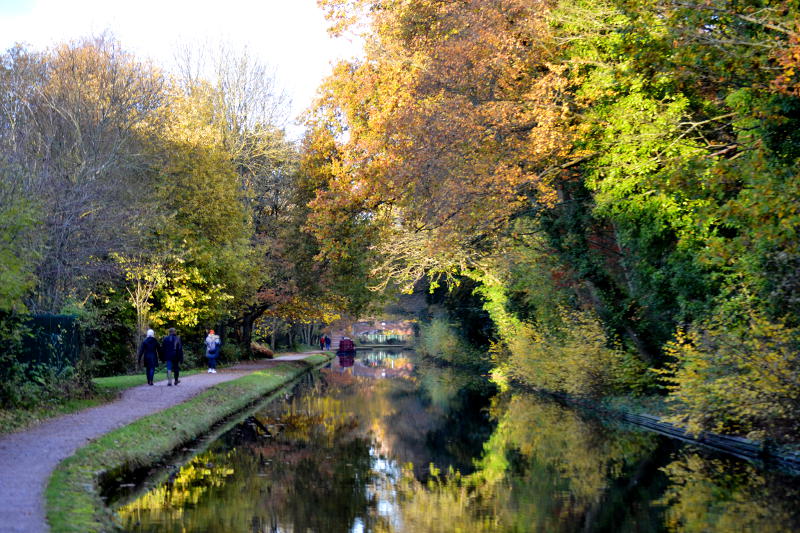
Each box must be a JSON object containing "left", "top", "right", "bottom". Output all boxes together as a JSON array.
[
  {"left": 2, "top": 0, "right": 800, "bottom": 444},
  {"left": 305, "top": 0, "right": 800, "bottom": 443},
  {"left": 0, "top": 36, "right": 371, "bottom": 409}
]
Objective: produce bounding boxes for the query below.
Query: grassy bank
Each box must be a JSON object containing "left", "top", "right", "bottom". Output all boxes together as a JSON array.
[
  {"left": 93, "top": 368, "right": 204, "bottom": 395},
  {"left": 0, "top": 352, "right": 318, "bottom": 437},
  {"left": 0, "top": 369, "right": 207, "bottom": 437},
  {"left": 46, "top": 354, "right": 330, "bottom": 533}
]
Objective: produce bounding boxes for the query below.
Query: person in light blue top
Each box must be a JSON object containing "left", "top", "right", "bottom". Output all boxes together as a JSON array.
[{"left": 205, "top": 329, "right": 221, "bottom": 373}]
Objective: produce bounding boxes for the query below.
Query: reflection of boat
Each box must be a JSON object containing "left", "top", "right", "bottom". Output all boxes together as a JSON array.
[{"left": 329, "top": 350, "right": 414, "bottom": 379}]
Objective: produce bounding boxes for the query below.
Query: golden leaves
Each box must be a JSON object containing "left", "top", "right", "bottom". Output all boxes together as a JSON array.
[
  {"left": 661, "top": 314, "right": 800, "bottom": 442},
  {"left": 306, "top": 0, "right": 574, "bottom": 289}
]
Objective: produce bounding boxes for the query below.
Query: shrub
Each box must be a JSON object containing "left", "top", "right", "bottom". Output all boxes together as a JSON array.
[
  {"left": 181, "top": 344, "right": 206, "bottom": 369},
  {"left": 416, "top": 318, "right": 482, "bottom": 366},
  {"left": 0, "top": 359, "right": 94, "bottom": 409},
  {"left": 660, "top": 314, "right": 800, "bottom": 442},
  {"left": 507, "top": 309, "right": 653, "bottom": 398},
  {"left": 219, "top": 342, "right": 246, "bottom": 364}
]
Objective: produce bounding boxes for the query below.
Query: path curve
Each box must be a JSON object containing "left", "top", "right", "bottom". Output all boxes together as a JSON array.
[{"left": 0, "top": 354, "right": 324, "bottom": 533}]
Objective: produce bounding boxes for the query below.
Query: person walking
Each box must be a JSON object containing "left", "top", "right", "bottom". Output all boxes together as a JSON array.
[
  {"left": 320, "top": 335, "right": 326, "bottom": 351},
  {"left": 137, "top": 329, "right": 161, "bottom": 386},
  {"left": 161, "top": 327, "right": 184, "bottom": 386},
  {"left": 324, "top": 335, "right": 331, "bottom": 351},
  {"left": 205, "top": 329, "right": 221, "bottom": 373}
]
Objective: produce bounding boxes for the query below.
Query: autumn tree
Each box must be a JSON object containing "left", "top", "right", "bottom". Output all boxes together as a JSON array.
[
  {"left": 0, "top": 37, "right": 167, "bottom": 313},
  {"left": 141, "top": 81, "right": 255, "bottom": 340},
  {"left": 311, "top": 0, "right": 800, "bottom": 433},
  {"left": 309, "top": 0, "right": 574, "bottom": 291}
]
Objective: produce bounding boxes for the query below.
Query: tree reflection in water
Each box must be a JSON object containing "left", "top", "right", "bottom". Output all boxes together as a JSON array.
[
  {"left": 660, "top": 452, "right": 800, "bottom": 533},
  {"left": 115, "top": 351, "right": 800, "bottom": 532}
]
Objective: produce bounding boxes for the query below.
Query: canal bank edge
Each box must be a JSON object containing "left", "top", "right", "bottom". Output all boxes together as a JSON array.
[
  {"left": 542, "top": 390, "right": 800, "bottom": 474},
  {"left": 45, "top": 354, "right": 332, "bottom": 533}
]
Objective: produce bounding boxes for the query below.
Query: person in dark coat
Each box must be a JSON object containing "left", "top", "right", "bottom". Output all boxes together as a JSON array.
[
  {"left": 324, "top": 335, "right": 331, "bottom": 351},
  {"left": 161, "top": 327, "right": 184, "bottom": 386},
  {"left": 138, "top": 329, "right": 161, "bottom": 386}
]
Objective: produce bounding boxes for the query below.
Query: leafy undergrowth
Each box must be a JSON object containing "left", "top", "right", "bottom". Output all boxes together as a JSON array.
[
  {"left": 0, "top": 369, "right": 205, "bottom": 437},
  {"left": 598, "top": 395, "right": 671, "bottom": 417},
  {"left": 46, "top": 354, "right": 329, "bottom": 533}
]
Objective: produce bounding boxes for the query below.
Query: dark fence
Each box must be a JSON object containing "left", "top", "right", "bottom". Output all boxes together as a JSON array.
[{"left": 18, "top": 314, "right": 81, "bottom": 370}]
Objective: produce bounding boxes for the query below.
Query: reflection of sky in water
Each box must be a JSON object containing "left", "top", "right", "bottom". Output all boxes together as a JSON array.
[{"left": 368, "top": 447, "right": 403, "bottom": 531}]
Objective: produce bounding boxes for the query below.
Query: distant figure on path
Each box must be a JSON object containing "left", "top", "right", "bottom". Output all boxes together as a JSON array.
[
  {"left": 320, "top": 335, "right": 326, "bottom": 351},
  {"left": 138, "top": 329, "right": 161, "bottom": 386},
  {"left": 205, "top": 329, "right": 221, "bottom": 373},
  {"left": 324, "top": 335, "right": 331, "bottom": 351},
  {"left": 161, "top": 327, "right": 184, "bottom": 386}
]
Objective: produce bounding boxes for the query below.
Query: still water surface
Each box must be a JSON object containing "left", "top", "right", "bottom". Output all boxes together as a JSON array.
[{"left": 114, "top": 349, "right": 800, "bottom": 532}]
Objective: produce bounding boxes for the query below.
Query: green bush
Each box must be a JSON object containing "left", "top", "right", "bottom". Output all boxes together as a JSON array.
[
  {"left": 660, "top": 313, "right": 800, "bottom": 442},
  {"left": 219, "top": 341, "right": 246, "bottom": 363},
  {"left": 507, "top": 309, "right": 655, "bottom": 398},
  {"left": 0, "top": 360, "right": 94, "bottom": 409},
  {"left": 417, "top": 318, "right": 483, "bottom": 366}
]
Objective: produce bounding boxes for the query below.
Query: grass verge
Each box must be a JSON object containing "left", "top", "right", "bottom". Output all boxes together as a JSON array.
[
  {"left": 0, "top": 398, "right": 110, "bottom": 437},
  {"left": 92, "top": 368, "right": 203, "bottom": 395},
  {"left": 0, "top": 369, "right": 205, "bottom": 437},
  {"left": 46, "top": 354, "right": 330, "bottom": 533}
]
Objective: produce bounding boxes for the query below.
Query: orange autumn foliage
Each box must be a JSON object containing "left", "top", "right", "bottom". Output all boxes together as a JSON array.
[{"left": 307, "top": 0, "right": 573, "bottom": 287}]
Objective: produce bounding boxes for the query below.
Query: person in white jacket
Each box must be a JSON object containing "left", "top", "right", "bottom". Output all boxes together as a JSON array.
[{"left": 205, "top": 329, "right": 221, "bottom": 373}]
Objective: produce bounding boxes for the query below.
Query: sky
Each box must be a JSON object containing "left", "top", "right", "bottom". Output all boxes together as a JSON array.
[{"left": 0, "top": 0, "right": 363, "bottom": 139}]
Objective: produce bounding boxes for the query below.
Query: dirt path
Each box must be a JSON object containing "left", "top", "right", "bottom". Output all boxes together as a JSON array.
[{"left": 0, "top": 354, "right": 325, "bottom": 533}]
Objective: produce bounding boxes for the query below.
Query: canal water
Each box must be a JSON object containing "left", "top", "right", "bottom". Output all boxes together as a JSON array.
[{"left": 113, "top": 348, "right": 800, "bottom": 532}]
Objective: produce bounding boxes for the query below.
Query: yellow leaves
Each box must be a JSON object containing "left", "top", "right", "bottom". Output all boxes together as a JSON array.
[
  {"left": 263, "top": 296, "right": 343, "bottom": 324},
  {"left": 306, "top": 0, "right": 576, "bottom": 290},
  {"left": 772, "top": 32, "right": 800, "bottom": 96},
  {"left": 161, "top": 84, "right": 225, "bottom": 152},
  {"left": 152, "top": 265, "right": 232, "bottom": 329},
  {"left": 661, "top": 314, "right": 800, "bottom": 442},
  {"left": 504, "top": 306, "right": 647, "bottom": 398},
  {"left": 45, "top": 37, "right": 165, "bottom": 128}
]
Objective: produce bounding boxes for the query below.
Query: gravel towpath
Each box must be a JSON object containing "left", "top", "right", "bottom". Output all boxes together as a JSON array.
[{"left": 0, "top": 354, "right": 325, "bottom": 533}]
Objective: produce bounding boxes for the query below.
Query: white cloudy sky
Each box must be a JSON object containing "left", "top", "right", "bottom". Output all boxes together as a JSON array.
[{"left": 0, "top": 0, "right": 363, "bottom": 138}]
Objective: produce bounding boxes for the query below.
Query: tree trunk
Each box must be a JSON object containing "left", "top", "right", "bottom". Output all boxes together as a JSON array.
[
  {"left": 288, "top": 323, "right": 296, "bottom": 349},
  {"left": 241, "top": 312, "right": 255, "bottom": 357},
  {"left": 233, "top": 303, "right": 273, "bottom": 358},
  {"left": 583, "top": 279, "right": 658, "bottom": 365}
]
